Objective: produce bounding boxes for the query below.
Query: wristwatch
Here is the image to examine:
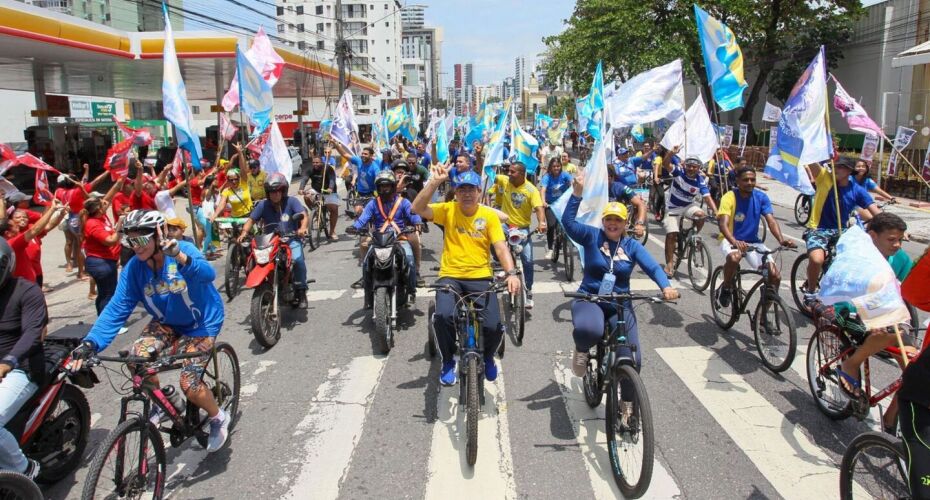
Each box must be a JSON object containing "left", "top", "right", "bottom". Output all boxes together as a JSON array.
[
  {"left": 505, "top": 269, "right": 519, "bottom": 276},
  {"left": 635, "top": 221, "right": 645, "bottom": 226}
]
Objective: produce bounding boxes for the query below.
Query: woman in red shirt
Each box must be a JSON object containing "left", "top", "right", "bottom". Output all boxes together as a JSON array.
[
  {"left": 57, "top": 172, "right": 107, "bottom": 280},
  {"left": 82, "top": 197, "right": 122, "bottom": 314},
  {"left": 11, "top": 207, "right": 64, "bottom": 291}
]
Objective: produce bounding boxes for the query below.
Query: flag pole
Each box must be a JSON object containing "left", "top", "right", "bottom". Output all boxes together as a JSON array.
[
  {"left": 823, "top": 79, "right": 844, "bottom": 234},
  {"left": 707, "top": 83, "right": 729, "bottom": 193}
]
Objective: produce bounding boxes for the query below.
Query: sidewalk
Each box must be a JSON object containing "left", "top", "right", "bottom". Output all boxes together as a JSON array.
[{"left": 756, "top": 175, "right": 930, "bottom": 244}]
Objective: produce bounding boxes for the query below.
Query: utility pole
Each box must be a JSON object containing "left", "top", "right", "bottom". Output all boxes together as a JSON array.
[{"left": 335, "top": 0, "right": 347, "bottom": 95}]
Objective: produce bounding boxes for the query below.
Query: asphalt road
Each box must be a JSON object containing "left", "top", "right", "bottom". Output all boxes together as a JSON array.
[{"left": 40, "top": 187, "right": 927, "bottom": 500}]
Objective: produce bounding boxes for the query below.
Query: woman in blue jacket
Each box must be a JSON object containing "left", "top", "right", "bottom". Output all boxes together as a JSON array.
[{"left": 561, "top": 173, "right": 679, "bottom": 379}]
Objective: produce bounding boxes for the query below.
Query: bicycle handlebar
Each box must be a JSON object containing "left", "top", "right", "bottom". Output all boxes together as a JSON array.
[
  {"left": 745, "top": 245, "right": 797, "bottom": 257},
  {"left": 563, "top": 292, "right": 668, "bottom": 304},
  {"left": 91, "top": 349, "right": 206, "bottom": 367}
]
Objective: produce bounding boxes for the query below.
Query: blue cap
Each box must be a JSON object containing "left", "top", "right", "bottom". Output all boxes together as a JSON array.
[
  {"left": 453, "top": 171, "right": 481, "bottom": 188},
  {"left": 617, "top": 147, "right": 630, "bottom": 155}
]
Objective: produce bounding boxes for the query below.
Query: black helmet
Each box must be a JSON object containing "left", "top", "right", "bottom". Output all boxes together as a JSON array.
[
  {"left": 248, "top": 159, "right": 261, "bottom": 170},
  {"left": 684, "top": 156, "right": 703, "bottom": 167},
  {"left": 0, "top": 238, "right": 15, "bottom": 288},
  {"left": 391, "top": 159, "right": 409, "bottom": 172},
  {"left": 121, "top": 210, "right": 166, "bottom": 235},
  {"left": 264, "top": 173, "right": 288, "bottom": 195},
  {"left": 375, "top": 170, "right": 397, "bottom": 188}
]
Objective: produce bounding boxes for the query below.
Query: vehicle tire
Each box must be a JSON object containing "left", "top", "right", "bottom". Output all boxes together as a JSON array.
[
  {"left": 790, "top": 253, "right": 814, "bottom": 317},
  {"left": 465, "top": 356, "right": 480, "bottom": 467},
  {"left": 806, "top": 327, "right": 854, "bottom": 420},
  {"left": 373, "top": 287, "right": 392, "bottom": 354},
  {"left": 224, "top": 243, "right": 241, "bottom": 301},
  {"left": 250, "top": 283, "right": 280, "bottom": 348},
  {"left": 81, "top": 418, "right": 166, "bottom": 500},
  {"left": 794, "top": 194, "right": 811, "bottom": 226},
  {"left": 563, "top": 236, "right": 575, "bottom": 282},
  {"left": 709, "top": 267, "right": 739, "bottom": 330},
  {"left": 687, "top": 239, "right": 713, "bottom": 292},
  {"left": 514, "top": 280, "right": 526, "bottom": 345},
  {"left": 753, "top": 294, "right": 797, "bottom": 373},
  {"left": 426, "top": 300, "right": 437, "bottom": 359},
  {"left": 606, "top": 365, "right": 654, "bottom": 498},
  {"left": 0, "top": 470, "right": 43, "bottom": 500},
  {"left": 29, "top": 384, "right": 90, "bottom": 483},
  {"left": 839, "top": 431, "right": 908, "bottom": 500},
  {"left": 582, "top": 346, "right": 602, "bottom": 408}
]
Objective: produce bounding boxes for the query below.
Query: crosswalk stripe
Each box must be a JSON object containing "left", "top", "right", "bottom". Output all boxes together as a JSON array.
[
  {"left": 656, "top": 345, "right": 843, "bottom": 500},
  {"left": 553, "top": 358, "right": 682, "bottom": 499},
  {"left": 283, "top": 356, "right": 387, "bottom": 500},
  {"left": 424, "top": 364, "right": 517, "bottom": 499}
]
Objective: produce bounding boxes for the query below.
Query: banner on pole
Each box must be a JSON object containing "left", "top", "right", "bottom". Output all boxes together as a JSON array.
[
  {"left": 769, "top": 126, "right": 778, "bottom": 149},
  {"left": 860, "top": 134, "right": 879, "bottom": 163},
  {"left": 886, "top": 126, "right": 916, "bottom": 177},
  {"left": 738, "top": 123, "right": 748, "bottom": 155},
  {"left": 719, "top": 125, "right": 734, "bottom": 148},
  {"left": 762, "top": 102, "right": 782, "bottom": 122}
]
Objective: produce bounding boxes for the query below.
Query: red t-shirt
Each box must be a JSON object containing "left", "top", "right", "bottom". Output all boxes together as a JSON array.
[
  {"left": 903, "top": 256, "right": 929, "bottom": 312},
  {"left": 8, "top": 233, "right": 36, "bottom": 283},
  {"left": 62, "top": 185, "right": 89, "bottom": 214},
  {"left": 83, "top": 215, "right": 120, "bottom": 261},
  {"left": 25, "top": 210, "right": 41, "bottom": 225},
  {"left": 130, "top": 191, "right": 156, "bottom": 210},
  {"left": 189, "top": 177, "right": 203, "bottom": 206},
  {"left": 112, "top": 192, "right": 131, "bottom": 220}
]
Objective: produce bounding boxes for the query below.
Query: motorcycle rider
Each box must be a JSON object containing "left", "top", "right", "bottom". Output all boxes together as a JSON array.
[
  {"left": 238, "top": 173, "right": 310, "bottom": 308},
  {"left": 0, "top": 238, "right": 45, "bottom": 478},
  {"left": 347, "top": 171, "right": 423, "bottom": 293}
]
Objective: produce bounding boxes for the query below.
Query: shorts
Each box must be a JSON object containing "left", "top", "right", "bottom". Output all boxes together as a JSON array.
[
  {"left": 719, "top": 240, "right": 771, "bottom": 270},
  {"left": 324, "top": 193, "right": 340, "bottom": 206},
  {"left": 663, "top": 204, "right": 703, "bottom": 234},
  {"left": 803, "top": 228, "right": 840, "bottom": 253},
  {"left": 66, "top": 214, "right": 82, "bottom": 235},
  {"left": 132, "top": 320, "right": 214, "bottom": 392}
]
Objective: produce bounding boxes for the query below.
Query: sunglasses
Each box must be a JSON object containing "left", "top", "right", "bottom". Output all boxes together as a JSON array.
[
  {"left": 123, "top": 234, "right": 152, "bottom": 249},
  {"left": 227, "top": 177, "right": 239, "bottom": 182}
]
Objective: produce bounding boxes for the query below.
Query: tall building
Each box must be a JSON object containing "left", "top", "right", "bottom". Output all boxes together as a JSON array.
[
  {"left": 277, "top": 0, "right": 403, "bottom": 125},
  {"left": 452, "top": 63, "right": 476, "bottom": 115},
  {"left": 17, "top": 0, "right": 184, "bottom": 30},
  {"left": 400, "top": 4, "right": 425, "bottom": 29},
  {"left": 514, "top": 56, "right": 529, "bottom": 103},
  {"left": 400, "top": 5, "right": 442, "bottom": 104}
]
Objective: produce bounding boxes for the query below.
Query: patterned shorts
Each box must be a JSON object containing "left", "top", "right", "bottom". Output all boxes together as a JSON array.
[
  {"left": 803, "top": 228, "right": 840, "bottom": 253},
  {"left": 131, "top": 320, "right": 214, "bottom": 392}
]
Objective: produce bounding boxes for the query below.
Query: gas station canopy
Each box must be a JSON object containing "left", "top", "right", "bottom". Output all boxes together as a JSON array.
[{"left": 0, "top": 0, "right": 379, "bottom": 102}]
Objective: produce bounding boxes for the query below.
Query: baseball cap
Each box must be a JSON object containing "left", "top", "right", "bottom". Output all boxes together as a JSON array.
[
  {"left": 617, "top": 147, "right": 630, "bottom": 155},
  {"left": 453, "top": 171, "right": 481, "bottom": 188},
  {"left": 5, "top": 191, "right": 30, "bottom": 203},
  {"left": 166, "top": 217, "right": 187, "bottom": 230},
  {"left": 600, "top": 202, "right": 629, "bottom": 220}
]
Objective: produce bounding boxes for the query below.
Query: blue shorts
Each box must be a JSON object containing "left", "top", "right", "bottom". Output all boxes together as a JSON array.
[{"left": 804, "top": 228, "right": 840, "bottom": 253}]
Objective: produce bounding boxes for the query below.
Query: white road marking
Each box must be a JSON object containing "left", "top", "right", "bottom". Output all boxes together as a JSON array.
[
  {"left": 252, "top": 360, "right": 276, "bottom": 376},
  {"left": 656, "top": 345, "right": 860, "bottom": 500},
  {"left": 553, "top": 359, "right": 682, "bottom": 499},
  {"left": 309, "top": 289, "right": 347, "bottom": 301},
  {"left": 283, "top": 356, "right": 387, "bottom": 500},
  {"left": 424, "top": 364, "right": 517, "bottom": 499},
  {"left": 90, "top": 412, "right": 101, "bottom": 428}
]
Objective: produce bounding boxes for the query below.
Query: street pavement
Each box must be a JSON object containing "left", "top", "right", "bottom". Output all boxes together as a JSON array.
[{"left": 38, "top": 182, "right": 927, "bottom": 500}]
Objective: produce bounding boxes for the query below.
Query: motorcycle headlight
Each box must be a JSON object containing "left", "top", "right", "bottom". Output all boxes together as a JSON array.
[
  {"left": 374, "top": 247, "right": 393, "bottom": 264},
  {"left": 254, "top": 247, "right": 273, "bottom": 265}
]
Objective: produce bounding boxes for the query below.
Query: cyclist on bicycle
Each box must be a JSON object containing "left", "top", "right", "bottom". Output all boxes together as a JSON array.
[
  {"left": 347, "top": 170, "right": 423, "bottom": 291},
  {"left": 68, "top": 210, "right": 230, "bottom": 452},
  {"left": 661, "top": 154, "right": 717, "bottom": 275},
  {"left": 561, "top": 172, "right": 678, "bottom": 378},
  {"left": 209, "top": 168, "right": 252, "bottom": 227},
  {"left": 398, "top": 156, "right": 429, "bottom": 199},
  {"left": 411, "top": 168, "right": 521, "bottom": 386},
  {"left": 540, "top": 157, "right": 573, "bottom": 260},
  {"left": 715, "top": 167, "right": 796, "bottom": 307},
  {"left": 802, "top": 157, "right": 880, "bottom": 306},
  {"left": 334, "top": 142, "right": 383, "bottom": 217},
  {"left": 607, "top": 169, "right": 647, "bottom": 238},
  {"left": 237, "top": 173, "right": 310, "bottom": 308},
  {"left": 299, "top": 154, "right": 339, "bottom": 241},
  {"left": 491, "top": 161, "right": 546, "bottom": 309},
  {"left": 612, "top": 148, "right": 639, "bottom": 186}
]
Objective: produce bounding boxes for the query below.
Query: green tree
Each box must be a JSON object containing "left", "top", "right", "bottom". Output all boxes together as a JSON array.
[{"left": 542, "top": 0, "right": 863, "bottom": 136}]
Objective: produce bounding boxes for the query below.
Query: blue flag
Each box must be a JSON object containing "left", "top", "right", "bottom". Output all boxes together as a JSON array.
[
  {"left": 694, "top": 5, "right": 748, "bottom": 112},
  {"left": 510, "top": 108, "right": 539, "bottom": 174},
  {"left": 236, "top": 45, "right": 274, "bottom": 136},
  {"left": 584, "top": 61, "right": 605, "bottom": 141},
  {"left": 161, "top": 3, "right": 203, "bottom": 170},
  {"left": 435, "top": 114, "right": 449, "bottom": 164}
]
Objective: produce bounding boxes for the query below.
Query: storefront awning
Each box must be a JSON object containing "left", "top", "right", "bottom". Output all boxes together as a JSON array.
[{"left": 892, "top": 40, "right": 930, "bottom": 68}]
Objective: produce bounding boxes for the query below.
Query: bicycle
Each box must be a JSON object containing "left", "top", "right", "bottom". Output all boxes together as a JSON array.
[
  {"left": 303, "top": 189, "right": 334, "bottom": 251},
  {"left": 345, "top": 190, "right": 373, "bottom": 220},
  {"left": 425, "top": 280, "right": 508, "bottom": 466},
  {"left": 564, "top": 291, "right": 666, "bottom": 498},
  {"left": 551, "top": 223, "right": 576, "bottom": 282},
  {"left": 501, "top": 226, "right": 529, "bottom": 345},
  {"left": 794, "top": 193, "right": 812, "bottom": 226},
  {"left": 625, "top": 185, "right": 651, "bottom": 245},
  {"left": 709, "top": 246, "right": 798, "bottom": 372},
  {"left": 839, "top": 430, "right": 909, "bottom": 499},
  {"left": 0, "top": 470, "right": 42, "bottom": 500},
  {"left": 669, "top": 211, "right": 713, "bottom": 291},
  {"left": 216, "top": 217, "right": 250, "bottom": 302},
  {"left": 80, "top": 342, "right": 241, "bottom": 500}
]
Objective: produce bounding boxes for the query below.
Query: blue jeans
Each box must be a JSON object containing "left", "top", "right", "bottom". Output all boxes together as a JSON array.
[
  {"left": 289, "top": 239, "right": 308, "bottom": 291},
  {"left": 0, "top": 370, "right": 37, "bottom": 472},
  {"left": 503, "top": 226, "right": 535, "bottom": 292},
  {"left": 193, "top": 207, "right": 213, "bottom": 254},
  {"left": 85, "top": 257, "right": 118, "bottom": 314}
]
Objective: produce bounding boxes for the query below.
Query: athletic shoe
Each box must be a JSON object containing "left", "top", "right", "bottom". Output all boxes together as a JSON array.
[
  {"left": 351, "top": 278, "right": 364, "bottom": 289},
  {"left": 440, "top": 360, "right": 457, "bottom": 386},
  {"left": 484, "top": 356, "right": 498, "bottom": 382},
  {"left": 296, "top": 290, "right": 308, "bottom": 309},
  {"left": 206, "top": 410, "right": 230, "bottom": 452},
  {"left": 717, "top": 288, "right": 732, "bottom": 308},
  {"left": 525, "top": 293, "right": 534, "bottom": 310},
  {"left": 416, "top": 275, "right": 426, "bottom": 288},
  {"left": 544, "top": 249, "right": 554, "bottom": 260},
  {"left": 572, "top": 350, "right": 589, "bottom": 377},
  {"left": 22, "top": 458, "right": 40, "bottom": 481}
]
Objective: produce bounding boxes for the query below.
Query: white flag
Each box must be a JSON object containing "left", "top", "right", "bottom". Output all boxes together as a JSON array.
[
  {"left": 762, "top": 102, "right": 782, "bottom": 122},
  {"left": 260, "top": 121, "right": 293, "bottom": 182},
  {"left": 660, "top": 97, "right": 720, "bottom": 164},
  {"left": 608, "top": 60, "right": 685, "bottom": 128}
]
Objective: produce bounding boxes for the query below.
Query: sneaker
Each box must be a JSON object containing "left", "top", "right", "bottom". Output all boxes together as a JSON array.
[
  {"left": 206, "top": 410, "right": 230, "bottom": 452},
  {"left": 440, "top": 360, "right": 457, "bottom": 386},
  {"left": 803, "top": 292, "right": 818, "bottom": 309},
  {"left": 572, "top": 350, "right": 589, "bottom": 377},
  {"left": 296, "top": 291, "right": 308, "bottom": 309},
  {"left": 117, "top": 327, "right": 129, "bottom": 336},
  {"left": 416, "top": 275, "right": 426, "bottom": 288},
  {"left": 484, "top": 356, "right": 498, "bottom": 382},
  {"left": 22, "top": 458, "right": 40, "bottom": 481},
  {"left": 351, "top": 278, "right": 364, "bottom": 289},
  {"left": 717, "top": 287, "right": 732, "bottom": 308},
  {"left": 545, "top": 249, "right": 554, "bottom": 260},
  {"left": 525, "top": 293, "right": 534, "bottom": 310}
]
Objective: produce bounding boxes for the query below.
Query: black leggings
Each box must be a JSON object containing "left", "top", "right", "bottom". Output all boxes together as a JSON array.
[
  {"left": 545, "top": 208, "right": 557, "bottom": 249},
  {"left": 902, "top": 400, "right": 930, "bottom": 499}
]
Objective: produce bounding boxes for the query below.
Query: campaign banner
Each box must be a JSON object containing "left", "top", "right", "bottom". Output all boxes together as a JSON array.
[
  {"left": 769, "top": 126, "right": 778, "bottom": 150},
  {"left": 886, "top": 126, "right": 916, "bottom": 177},
  {"left": 860, "top": 134, "right": 879, "bottom": 163},
  {"left": 720, "top": 125, "right": 734, "bottom": 148},
  {"left": 738, "top": 123, "right": 748, "bottom": 155}
]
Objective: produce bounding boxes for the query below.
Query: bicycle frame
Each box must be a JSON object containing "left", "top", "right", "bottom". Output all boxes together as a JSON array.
[{"left": 674, "top": 214, "right": 704, "bottom": 267}]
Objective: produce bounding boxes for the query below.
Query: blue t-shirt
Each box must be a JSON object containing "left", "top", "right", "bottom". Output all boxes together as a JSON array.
[
  {"left": 852, "top": 175, "right": 878, "bottom": 192},
  {"left": 85, "top": 241, "right": 224, "bottom": 352},
  {"left": 249, "top": 196, "right": 308, "bottom": 234},
  {"left": 350, "top": 156, "right": 384, "bottom": 194},
  {"left": 540, "top": 172, "right": 573, "bottom": 204},
  {"left": 613, "top": 160, "right": 638, "bottom": 186},
  {"left": 722, "top": 189, "right": 773, "bottom": 243},
  {"left": 666, "top": 165, "right": 710, "bottom": 209},
  {"left": 418, "top": 152, "right": 432, "bottom": 169},
  {"left": 608, "top": 181, "right": 637, "bottom": 204},
  {"left": 352, "top": 195, "right": 422, "bottom": 231},
  {"left": 816, "top": 180, "right": 874, "bottom": 231}
]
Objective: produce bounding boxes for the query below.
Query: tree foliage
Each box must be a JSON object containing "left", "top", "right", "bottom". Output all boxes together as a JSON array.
[{"left": 542, "top": 0, "right": 863, "bottom": 131}]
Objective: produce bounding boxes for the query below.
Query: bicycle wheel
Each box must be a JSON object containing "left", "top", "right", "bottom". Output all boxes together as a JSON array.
[
  {"left": 794, "top": 194, "right": 811, "bottom": 226},
  {"left": 313, "top": 208, "right": 327, "bottom": 249},
  {"left": 514, "top": 281, "right": 526, "bottom": 344},
  {"left": 839, "top": 431, "right": 908, "bottom": 500},
  {"left": 790, "top": 254, "right": 814, "bottom": 317},
  {"left": 551, "top": 231, "right": 561, "bottom": 264},
  {"left": 687, "top": 239, "right": 712, "bottom": 292},
  {"left": 806, "top": 327, "right": 854, "bottom": 420},
  {"left": 426, "top": 300, "right": 437, "bottom": 358},
  {"left": 0, "top": 470, "right": 43, "bottom": 500},
  {"left": 606, "top": 364, "right": 654, "bottom": 498},
  {"left": 562, "top": 236, "right": 575, "bottom": 282},
  {"left": 753, "top": 293, "right": 797, "bottom": 373},
  {"left": 465, "top": 356, "right": 480, "bottom": 467},
  {"left": 81, "top": 418, "right": 166, "bottom": 500},
  {"left": 758, "top": 219, "right": 768, "bottom": 243},
  {"left": 306, "top": 209, "right": 319, "bottom": 251},
  {"left": 709, "top": 267, "right": 739, "bottom": 329},
  {"left": 224, "top": 243, "right": 242, "bottom": 301},
  {"left": 582, "top": 346, "right": 602, "bottom": 408}
]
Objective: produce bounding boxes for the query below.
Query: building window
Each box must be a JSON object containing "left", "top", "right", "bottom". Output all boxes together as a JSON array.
[
  {"left": 386, "top": 56, "right": 390, "bottom": 62},
  {"left": 191, "top": 105, "right": 200, "bottom": 114},
  {"left": 371, "top": 57, "right": 376, "bottom": 62},
  {"left": 288, "top": 24, "right": 294, "bottom": 32},
  {"left": 317, "top": 40, "right": 325, "bottom": 49},
  {"left": 297, "top": 23, "right": 304, "bottom": 32},
  {"left": 317, "top": 23, "right": 324, "bottom": 32},
  {"left": 277, "top": 24, "right": 284, "bottom": 33},
  {"left": 385, "top": 22, "right": 389, "bottom": 27},
  {"left": 387, "top": 74, "right": 391, "bottom": 80},
  {"left": 358, "top": 95, "right": 370, "bottom": 105},
  {"left": 387, "top": 91, "right": 392, "bottom": 97},
  {"left": 276, "top": 6, "right": 283, "bottom": 15},
  {"left": 384, "top": 3, "right": 388, "bottom": 8},
  {"left": 296, "top": 5, "right": 303, "bottom": 14},
  {"left": 298, "top": 41, "right": 306, "bottom": 50},
  {"left": 316, "top": 5, "right": 323, "bottom": 14}
]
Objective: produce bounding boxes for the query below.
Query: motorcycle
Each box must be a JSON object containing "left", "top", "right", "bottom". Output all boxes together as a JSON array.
[
  {"left": 350, "top": 225, "right": 417, "bottom": 354},
  {"left": 8, "top": 323, "right": 97, "bottom": 483},
  {"left": 245, "top": 220, "right": 308, "bottom": 348}
]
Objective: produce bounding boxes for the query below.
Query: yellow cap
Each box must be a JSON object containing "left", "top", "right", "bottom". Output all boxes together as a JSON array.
[
  {"left": 600, "top": 202, "right": 628, "bottom": 220},
  {"left": 166, "top": 217, "right": 187, "bottom": 230}
]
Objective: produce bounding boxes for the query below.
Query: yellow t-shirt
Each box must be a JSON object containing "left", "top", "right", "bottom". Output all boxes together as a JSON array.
[
  {"left": 494, "top": 177, "right": 543, "bottom": 228},
  {"left": 247, "top": 170, "right": 267, "bottom": 201},
  {"left": 222, "top": 180, "right": 253, "bottom": 217},
  {"left": 562, "top": 162, "right": 578, "bottom": 174},
  {"left": 717, "top": 190, "right": 736, "bottom": 241},
  {"left": 429, "top": 202, "right": 505, "bottom": 279}
]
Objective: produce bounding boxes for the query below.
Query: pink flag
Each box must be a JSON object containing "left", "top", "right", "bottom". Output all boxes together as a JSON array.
[
  {"left": 170, "top": 148, "right": 188, "bottom": 179},
  {"left": 103, "top": 138, "right": 135, "bottom": 180},
  {"left": 220, "top": 113, "right": 239, "bottom": 141},
  {"left": 16, "top": 153, "right": 60, "bottom": 174},
  {"left": 222, "top": 27, "right": 285, "bottom": 112},
  {"left": 33, "top": 170, "right": 52, "bottom": 206},
  {"left": 0, "top": 144, "right": 18, "bottom": 174},
  {"left": 246, "top": 130, "right": 270, "bottom": 158},
  {"left": 113, "top": 117, "right": 153, "bottom": 147},
  {"left": 832, "top": 76, "right": 882, "bottom": 136}
]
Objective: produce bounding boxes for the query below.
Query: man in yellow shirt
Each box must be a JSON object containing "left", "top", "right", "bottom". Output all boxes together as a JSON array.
[
  {"left": 411, "top": 168, "right": 520, "bottom": 386},
  {"left": 494, "top": 161, "right": 546, "bottom": 308},
  {"left": 246, "top": 160, "right": 268, "bottom": 201}
]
